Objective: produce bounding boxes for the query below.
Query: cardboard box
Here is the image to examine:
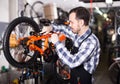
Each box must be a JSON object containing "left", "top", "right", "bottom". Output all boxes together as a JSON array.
[{"left": 44, "top": 3, "right": 58, "bottom": 20}]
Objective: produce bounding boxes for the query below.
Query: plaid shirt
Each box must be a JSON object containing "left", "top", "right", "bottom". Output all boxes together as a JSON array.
[{"left": 52, "top": 25, "right": 100, "bottom": 74}]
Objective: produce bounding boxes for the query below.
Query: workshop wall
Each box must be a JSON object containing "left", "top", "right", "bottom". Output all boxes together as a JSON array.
[{"left": 0, "top": 0, "right": 18, "bottom": 70}]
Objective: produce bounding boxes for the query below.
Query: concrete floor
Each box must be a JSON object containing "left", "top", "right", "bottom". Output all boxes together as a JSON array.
[
  {"left": 93, "top": 50, "right": 114, "bottom": 84},
  {"left": 0, "top": 49, "right": 118, "bottom": 84}
]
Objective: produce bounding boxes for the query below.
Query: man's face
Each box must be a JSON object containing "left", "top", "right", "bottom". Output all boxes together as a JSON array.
[{"left": 69, "top": 12, "right": 81, "bottom": 34}]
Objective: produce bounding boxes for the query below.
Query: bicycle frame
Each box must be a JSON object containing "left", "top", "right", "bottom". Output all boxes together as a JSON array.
[
  {"left": 18, "top": 33, "right": 66, "bottom": 55},
  {"left": 17, "top": 32, "right": 71, "bottom": 80}
]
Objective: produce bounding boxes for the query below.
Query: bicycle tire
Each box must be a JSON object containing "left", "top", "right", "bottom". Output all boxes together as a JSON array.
[
  {"left": 30, "top": 1, "right": 44, "bottom": 19},
  {"left": 108, "top": 61, "right": 120, "bottom": 84},
  {"left": 29, "top": 1, "right": 44, "bottom": 32},
  {"left": 117, "top": 70, "right": 120, "bottom": 84},
  {"left": 3, "top": 17, "right": 40, "bottom": 68}
]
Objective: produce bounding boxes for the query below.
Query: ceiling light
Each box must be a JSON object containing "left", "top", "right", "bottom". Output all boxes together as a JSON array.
[
  {"left": 105, "top": 0, "right": 113, "bottom": 4},
  {"left": 95, "top": 7, "right": 103, "bottom": 15},
  {"left": 105, "top": 0, "right": 113, "bottom": 7},
  {"left": 103, "top": 13, "right": 107, "bottom": 18}
]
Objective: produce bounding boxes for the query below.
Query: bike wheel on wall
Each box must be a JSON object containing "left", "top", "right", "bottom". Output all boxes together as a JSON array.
[
  {"left": 3, "top": 17, "right": 40, "bottom": 68},
  {"left": 30, "top": 1, "right": 44, "bottom": 19},
  {"left": 30, "top": 1, "right": 44, "bottom": 32}
]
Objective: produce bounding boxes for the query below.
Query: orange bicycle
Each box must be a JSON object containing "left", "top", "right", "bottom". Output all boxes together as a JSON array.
[
  {"left": 3, "top": 16, "right": 66, "bottom": 68},
  {"left": 3, "top": 16, "right": 70, "bottom": 83},
  {"left": 2, "top": 1, "right": 70, "bottom": 83}
]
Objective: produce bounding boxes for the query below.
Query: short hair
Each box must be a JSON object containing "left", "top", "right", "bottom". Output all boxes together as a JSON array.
[{"left": 69, "top": 6, "right": 90, "bottom": 25}]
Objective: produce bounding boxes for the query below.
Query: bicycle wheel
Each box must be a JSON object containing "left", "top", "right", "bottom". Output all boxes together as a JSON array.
[
  {"left": 30, "top": 1, "right": 44, "bottom": 32},
  {"left": 108, "top": 61, "right": 120, "bottom": 84},
  {"left": 117, "top": 71, "right": 120, "bottom": 84},
  {"left": 30, "top": 1, "right": 44, "bottom": 18},
  {"left": 3, "top": 17, "right": 40, "bottom": 68}
]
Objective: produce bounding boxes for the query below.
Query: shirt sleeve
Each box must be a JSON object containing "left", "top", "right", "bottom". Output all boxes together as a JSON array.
[
  {"left": 55, "top": 40, "right": 96, "bottom": 69},
  {"left": 52, "top": 24, "right": 76, "bottom": 40}
]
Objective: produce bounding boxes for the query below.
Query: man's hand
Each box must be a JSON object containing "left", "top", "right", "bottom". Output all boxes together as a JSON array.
[
  {"left": 41, "top": 26, "right": 52, "bottom": 34},
  {"left": 51, "top": 34, "right": 59, "bottom": 44}
]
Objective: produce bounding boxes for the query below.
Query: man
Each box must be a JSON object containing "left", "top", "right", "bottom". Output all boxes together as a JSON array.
[{"left": 42, "top": 6, "right": 100, "bottom": 84}]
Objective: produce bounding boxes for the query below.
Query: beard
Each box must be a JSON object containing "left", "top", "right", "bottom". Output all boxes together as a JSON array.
[{"left": 72, "top": 27, "right": 81, "bottom": 34}]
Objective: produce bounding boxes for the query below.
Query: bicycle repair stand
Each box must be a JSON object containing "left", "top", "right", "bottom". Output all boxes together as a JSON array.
[{"left": 19, "top": 56, "right": 44, "bottom": 84}]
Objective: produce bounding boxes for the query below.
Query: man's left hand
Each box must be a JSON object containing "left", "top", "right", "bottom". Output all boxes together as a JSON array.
[{"left": 51, "top": 34, "right": 59, "bottom": 44}]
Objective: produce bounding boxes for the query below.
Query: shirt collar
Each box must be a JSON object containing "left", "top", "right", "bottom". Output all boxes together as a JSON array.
[{"left": 77, "top": 28, "right": 92, "bottom": 44}]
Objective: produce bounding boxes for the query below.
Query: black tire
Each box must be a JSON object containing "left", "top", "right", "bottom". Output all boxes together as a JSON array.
[
  {"left": 108, "top": 61, "right": 120, "bottom": 84},
  {"left": 30, "top": 1, "right": 44, "bottom": 19},
  {"left": 3, "top": 17, "right": 40, "bottom": 68},
  {"left": 117, "top": 70, "right": 120, "bottom": 84},
  {"left": 30, "top": 1, "right": 44, "bottom": 32}
]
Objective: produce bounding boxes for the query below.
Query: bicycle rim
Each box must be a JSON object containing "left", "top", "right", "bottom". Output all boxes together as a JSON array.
[{"left": 3, "top": 17, "right": 40, "bottom": 68}]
